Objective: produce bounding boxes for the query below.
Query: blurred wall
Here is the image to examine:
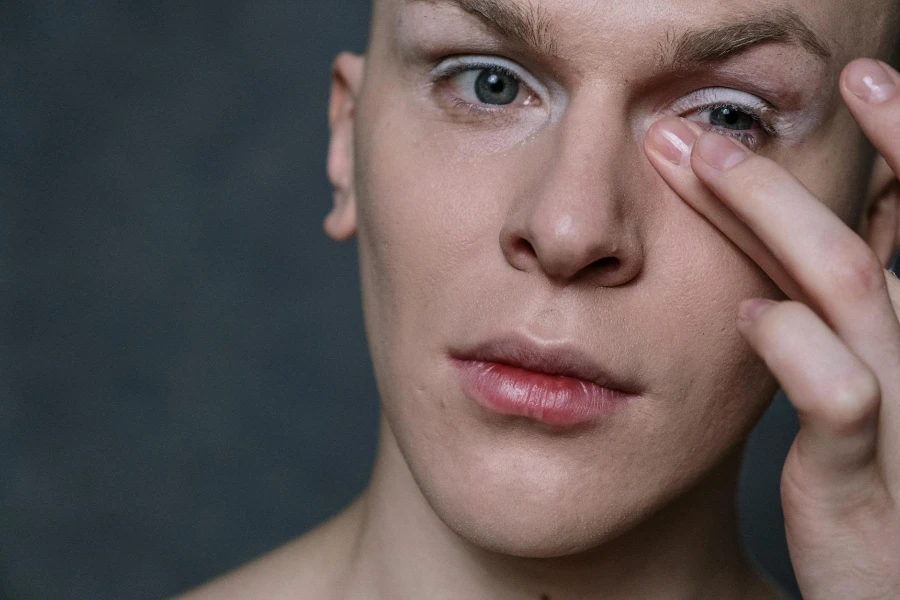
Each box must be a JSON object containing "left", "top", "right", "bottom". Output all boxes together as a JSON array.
[{"left": 2, "top": 2, "right": 800, "bottom": 598}]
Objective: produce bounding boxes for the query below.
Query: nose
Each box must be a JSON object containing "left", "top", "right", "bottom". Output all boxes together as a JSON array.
[{"left": 500, "top": 98, "right": 645, "bottom": 287}]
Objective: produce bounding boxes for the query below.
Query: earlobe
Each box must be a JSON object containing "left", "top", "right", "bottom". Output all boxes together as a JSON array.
[
  {"left": 324, "top": 52, "right": 366, "bottom": 241},
  {"left": 861, "top": 155, "right": 900, "bottom": 267}
]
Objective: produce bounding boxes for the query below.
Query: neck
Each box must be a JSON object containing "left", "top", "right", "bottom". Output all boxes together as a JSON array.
[{"left": 341, "top": 414, "right": 764, "bottom": 600}]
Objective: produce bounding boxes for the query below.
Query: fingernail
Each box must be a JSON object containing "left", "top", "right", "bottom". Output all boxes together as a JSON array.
[
  {"left": 844, "top": 59, "right": 897, "bottom": 104},
  {"left": 738, "top": 298, "right": 776, "bottom": 324},
  {"left": 694, "top": 133, "right": 750, "bottom": 171},
  {"left": 648, "top": 118, "right": 698, "bottom": 166}
]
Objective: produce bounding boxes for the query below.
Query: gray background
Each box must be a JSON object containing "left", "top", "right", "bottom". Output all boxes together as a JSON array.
[{"left": 2, "top": 2, "right": 803, "bottom": 598}]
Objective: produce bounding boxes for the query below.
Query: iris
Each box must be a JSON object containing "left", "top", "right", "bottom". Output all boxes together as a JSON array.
[{"left": 474, "top": 69, "right": 520, "bottom": 105}]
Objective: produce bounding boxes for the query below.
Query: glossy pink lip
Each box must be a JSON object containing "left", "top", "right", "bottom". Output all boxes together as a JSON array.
[{"left": 450, "top": 336, "right": 640, "bottom": 427}]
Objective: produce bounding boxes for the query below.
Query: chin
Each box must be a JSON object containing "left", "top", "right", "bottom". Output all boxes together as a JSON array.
[
  {"left": 438, "top": 503, "right": 634, "bottom": 559},
  {"left": 406, "top": 438, "right": 679, "bottom": 559},
  {"left": 416, "top": 439, "right": 744, "bottom": 561}
]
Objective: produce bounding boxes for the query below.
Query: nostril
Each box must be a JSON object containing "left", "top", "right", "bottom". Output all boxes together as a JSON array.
[
  {"left": 512, "top": 237, "right": 537, "bottom": 258},
  {"left": 590, "top": 256, "right": 620, "bottom": 274}
]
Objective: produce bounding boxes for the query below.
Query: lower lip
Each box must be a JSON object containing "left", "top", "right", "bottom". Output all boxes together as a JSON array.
[{"left": 453, "top": 359, "right": 635, "bottom": 427}]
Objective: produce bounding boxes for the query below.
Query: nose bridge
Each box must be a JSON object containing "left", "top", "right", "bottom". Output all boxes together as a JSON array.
[
  {"left": 544, "top": 86, "right": 634, "bottom": 197},
  {"left": 500, "top": 88, "right": 644, "bottom": 285},
  {"left": 541, "top": 92, "right": 630, "bottom": 219}
]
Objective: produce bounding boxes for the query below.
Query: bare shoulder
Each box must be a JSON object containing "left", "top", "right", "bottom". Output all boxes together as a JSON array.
[{"left": 173, "top": 495, "right": 366, "bottom": 600}]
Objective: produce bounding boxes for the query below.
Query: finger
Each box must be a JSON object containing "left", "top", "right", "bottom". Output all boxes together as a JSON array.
[
  {"left": 686, "top": 126, "right": 900, "bottom": 487},
  {"left": 738, "top": 299, "right": 881, "bottom": 494},
  {"left": 645, "top": 117, "right": 900, "bottom": 485},
  {"left": 644, "top": 118, "right": 806, "bottom": 302},
  {"left": 840, "top": 59, "right": 900, "bottom": 179},
  {"left": 686, "top": 129, "right": 900, "bottom": 369}
]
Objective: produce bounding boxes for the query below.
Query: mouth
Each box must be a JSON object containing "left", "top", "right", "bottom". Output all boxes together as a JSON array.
[{"left": 449, "top": 334, "right": 641, "bottom": 427}]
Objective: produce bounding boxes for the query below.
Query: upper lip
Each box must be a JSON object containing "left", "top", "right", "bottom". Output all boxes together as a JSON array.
[{"left": 450, "top": 333, "right": 640, "bottom": 394}]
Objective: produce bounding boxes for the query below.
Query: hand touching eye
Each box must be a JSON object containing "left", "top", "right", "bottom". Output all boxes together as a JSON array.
[{"left": 645, "top": 58, "right": 900, "bottom": 600}]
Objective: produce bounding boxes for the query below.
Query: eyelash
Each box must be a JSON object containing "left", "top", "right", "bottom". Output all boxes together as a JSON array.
[{"left": 431, "top": 60, "right": 778, "bottom": 147}]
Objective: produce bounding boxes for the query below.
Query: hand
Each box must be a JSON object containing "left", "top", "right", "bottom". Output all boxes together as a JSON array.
[{"left": 645, "top": 58, "right": 900, "bottom": 599}]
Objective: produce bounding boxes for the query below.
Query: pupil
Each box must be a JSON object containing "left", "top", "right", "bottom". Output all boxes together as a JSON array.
[
  {"left": 710, "top": 107, "right": 754, "bottom": 130},
  {"left": 475, "top": 69, "right": 519, "bottom": 105}
]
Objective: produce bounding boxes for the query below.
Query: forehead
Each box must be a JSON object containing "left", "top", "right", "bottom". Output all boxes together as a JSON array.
[{"left": 380, "top": 0, "right": 896, "bottom": 63}]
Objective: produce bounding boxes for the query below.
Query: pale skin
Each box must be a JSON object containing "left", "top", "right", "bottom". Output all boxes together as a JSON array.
[{"left": 177, "top": 0, "right": 900, "bottom": 598}]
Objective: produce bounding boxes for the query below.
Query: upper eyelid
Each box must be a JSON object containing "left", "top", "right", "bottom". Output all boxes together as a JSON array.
[{"left": 671, "top": 88, "right": 772, "bottom": 116}]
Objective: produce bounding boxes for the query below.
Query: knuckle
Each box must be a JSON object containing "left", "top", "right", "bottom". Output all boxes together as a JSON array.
[
  {"left": 827, "top": 243, "right": 886, "bottom": 300},
  {"left": 820, "top": 370, "right": 881, "bottom": 434}
]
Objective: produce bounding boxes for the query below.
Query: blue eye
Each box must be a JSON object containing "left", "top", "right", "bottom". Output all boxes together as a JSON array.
[
  {"left": 438, "top": 60, "right": 539, "bottom": 111},
  {"left": 474, "top": 69, "right": 521, "bottom": 105},
  {"left": 677, "top": 88, "right": 775, "bottom": 150},
  {"left": 708, "top": 106, "right": 756, "bottom": 130}
]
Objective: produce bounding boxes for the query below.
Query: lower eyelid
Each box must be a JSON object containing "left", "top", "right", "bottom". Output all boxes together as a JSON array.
[{"left": 432, "top": 87, "right": 523, "bottom": 127}]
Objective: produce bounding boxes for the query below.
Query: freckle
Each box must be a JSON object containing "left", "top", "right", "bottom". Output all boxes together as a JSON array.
[{"left": 539, "top": 594, "right": 551, "bottom": 600}]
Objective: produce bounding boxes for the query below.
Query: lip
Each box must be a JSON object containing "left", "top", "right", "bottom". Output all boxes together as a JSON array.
[{"left": 449, "top": 334, "right": 641, "bottom": 427}]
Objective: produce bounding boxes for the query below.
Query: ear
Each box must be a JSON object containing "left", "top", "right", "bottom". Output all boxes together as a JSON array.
[
  {"left": 860, "top": 154, "right": 900, "bottom": 267},
  {"left": 324, "top": 52, "right": 366, "bottom": 241}
]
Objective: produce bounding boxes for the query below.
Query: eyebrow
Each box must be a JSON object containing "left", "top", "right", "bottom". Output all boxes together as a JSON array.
[
  {"left": 665, "top": 8, "right": 832, "bottom": 69},
  {"left": 405, "top": 0, "right": 832, "bottom": 67},
  {"left": 408, "top": 0, "right": 559, "bottom": 56}
]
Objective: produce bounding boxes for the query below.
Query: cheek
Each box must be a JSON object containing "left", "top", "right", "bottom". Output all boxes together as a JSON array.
[
  {"left": 354, "top": 88, "right": 547, "bottom": 332},
  {"left": 353, "top": 99, "right": 513, "bottom": 385},
  {"left": 639, "top": 189, "right": 781, "bottom": 435}
]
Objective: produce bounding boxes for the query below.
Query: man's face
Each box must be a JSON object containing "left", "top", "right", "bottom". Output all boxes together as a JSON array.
[{"left": 340, "top": 0, "right": 896, "bottom": 556}]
